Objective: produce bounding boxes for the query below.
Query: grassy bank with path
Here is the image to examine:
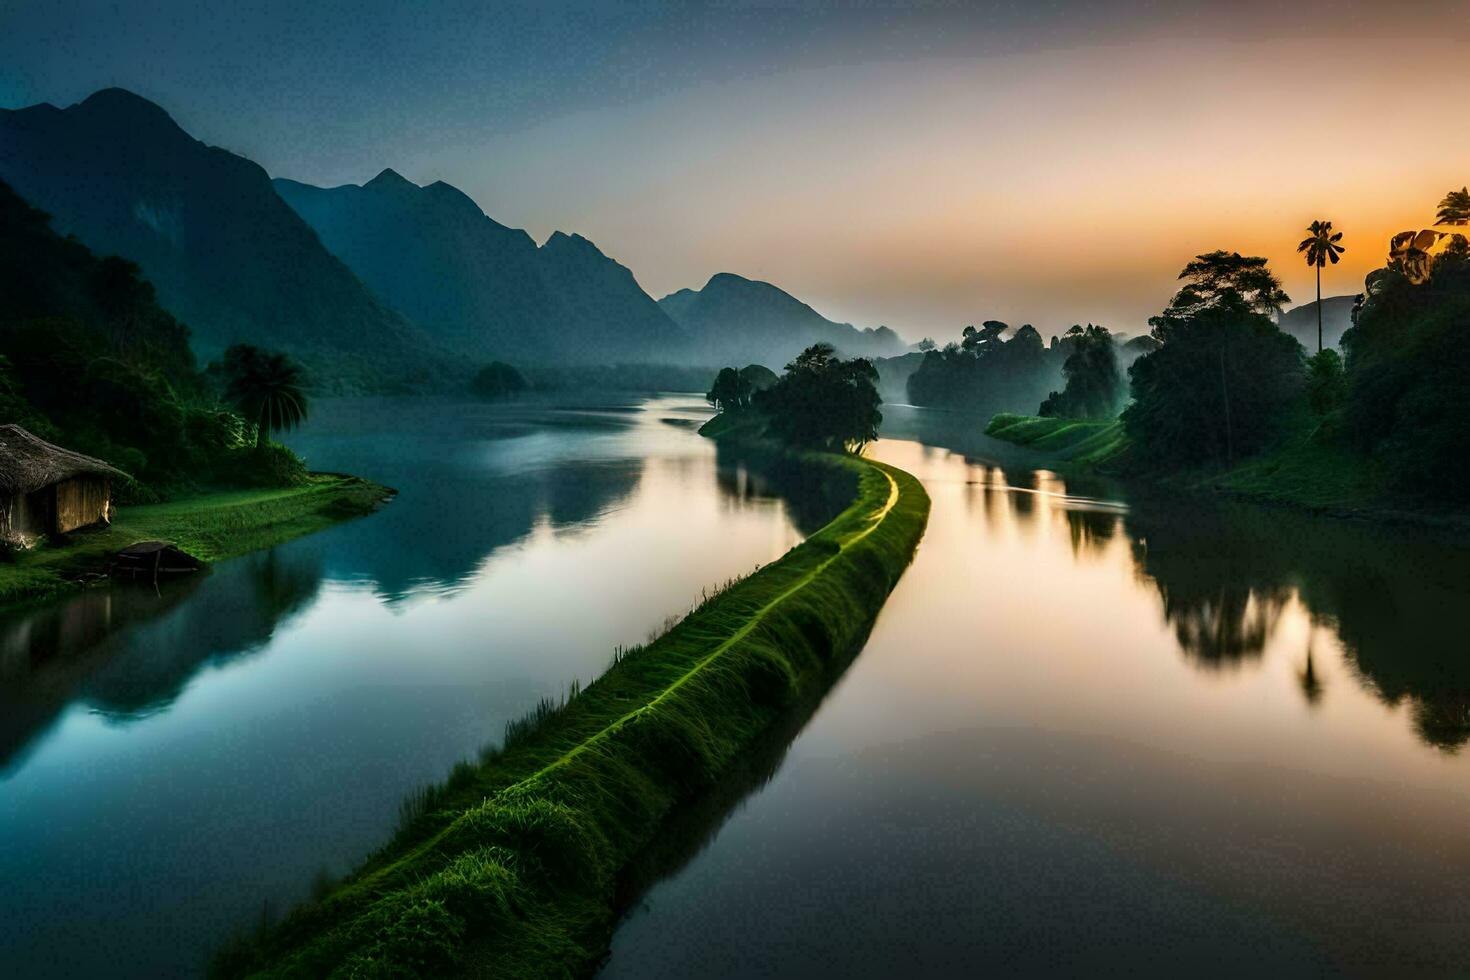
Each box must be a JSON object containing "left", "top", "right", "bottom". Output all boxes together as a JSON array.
[
  {"left": 0, "top": 474, "right": 393, "bottom": 611},
  {"left": 215, "top": 412, "right": 930, "bottom": 979},
  {"left": 984, "top": 412, "right": 1466, "bottom": 527}
]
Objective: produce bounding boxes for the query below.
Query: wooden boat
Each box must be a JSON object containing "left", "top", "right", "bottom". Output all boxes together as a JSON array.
[{"left": 111, "top": 541, "right": 205, "bottom": 581}]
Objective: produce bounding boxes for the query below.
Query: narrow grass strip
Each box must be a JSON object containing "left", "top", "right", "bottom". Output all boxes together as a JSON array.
[{"left": 216, "top": 440, "right": 929, "bottom": 980}]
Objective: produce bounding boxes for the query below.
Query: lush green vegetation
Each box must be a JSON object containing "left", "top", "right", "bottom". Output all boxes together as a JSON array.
[
  {"left": 984, "top": 413, "right": 1129, "bottom": 467},
  {"left": 986, "top": 187, "right": 1470, "bottom": 520},
  {"left": 0, "top": 178, "right": 313, "bottom": 501},
  {"left": 1341, "top": 226, "right": 1470, "bottom": 503},
  {"left": 1124, "top": 275, "right": 1305, "bottom": 468},
  {"left": 906, "top": 320, "right": 1062, "bottom": 414},
  {"left": 213, "top": 422, "right": 929, "bottom": 980},
  {"left": 0, "top": 475, "right": 391, "bottom": 609},
  {"left": 1038, "top": 324, "right": 1123, "bottom": 420},
  {"left": 750, "top": 343, "right": 883, "bottom": 452}
]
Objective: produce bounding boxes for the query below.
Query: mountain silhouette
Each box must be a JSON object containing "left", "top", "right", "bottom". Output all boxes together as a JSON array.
[
  {"left": 659, "top": 272, "right": 905, "bottom": 368},
  {"left": 0, "top": 89, "right": 446, "bottom": 389},
  {"left": 1277, "top": 295, "right": 1357, "bottom": 351},
  {"left": 275, "top": 172, "right": 690, "bottom": 364}
]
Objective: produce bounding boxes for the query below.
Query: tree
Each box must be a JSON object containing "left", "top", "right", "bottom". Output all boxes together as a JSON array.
[
  {"left": 916, "top": 337, "right": 937, "bottom": 352},
  {"left": 1342, "top": 206, "right": 1470, "bottom": 502},
  {"left": 738, "top": 363, "right": 778, "bottom": 394},
  {"left": 1038, "top": 324, "right": 1122, "bottom": 419},
  {"left": 469, "top": 361, "right": 528, "bottom": 400},
  {"left": 705, "top": 367, "right": 753, "bottom": 412},
  {"left": 1296, "top": 220, "right": 1346, "bottom": 352},
  {"left": 1305, "top": 349, "right": 1346, "bottom": 415},
  {"left": 1126, "top": 288, "right": 1305, "bottom": 468},
  {"left": 756, "top": 343, "right": 882, "bottom": 452},
  {"left": 1436, "top": 186, "right": 1470, "bottom": 225},
  {"left": 220, "top": 344, "right": 309, "bottom": 449},
  {"left": 1151, "top": 251, "right": 1291, "bottom": 339}
]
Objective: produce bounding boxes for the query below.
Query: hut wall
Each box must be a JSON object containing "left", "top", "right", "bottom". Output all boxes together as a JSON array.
[{"left": 53, "top": 475, "right": 110, "bottom": 534}]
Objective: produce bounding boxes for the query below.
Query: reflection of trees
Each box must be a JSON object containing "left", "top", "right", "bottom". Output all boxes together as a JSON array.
[
  {"left": 0, "top": 547, "right": 324, "bottom": 771},
  {"left": 1126, "top": 500, "right": 1291, "bottom": 669},
  {"left": 713, "top": 443, "right": 851, "bottom": 538},
  {"left": 1297, "top": 644, "right": 1325, "bottom": 707},
  {"left": 1063, "top": 507, "right": 1119, "bottom": 559},
  {"left": 1124, "top": 495, "right": 1470, "bottom": 751}
]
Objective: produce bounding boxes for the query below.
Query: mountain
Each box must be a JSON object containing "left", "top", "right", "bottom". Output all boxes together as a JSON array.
[
  {"left": 658, "top": 273, "right": 906, "bottom": 368},
  {"left": 0, "top": 88, "right": 443, "bottom": 390},
  {"left": 1278, "top": 295, "right": 1357, "bottom": 351},
  {"left": 274, "top": 172, "right": 689, "bottom": 364},
  {"left": 535, "top": 231, "right": 690, "bottom": 362}
]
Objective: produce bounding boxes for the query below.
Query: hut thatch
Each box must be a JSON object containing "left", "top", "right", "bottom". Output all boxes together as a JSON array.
[{"left": 0, "top": 425, "right": 125, "bottom": 549}]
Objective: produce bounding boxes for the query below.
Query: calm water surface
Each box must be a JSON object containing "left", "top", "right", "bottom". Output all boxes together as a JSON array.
[
  {"left": 604, "top": 406, "right": 1470, "bottom": 979},
  {"left": 0, "top": 394, "right": 815, "bottom": 979},
  {"left": 4, "top": 396, "right": 1468, "bottom": 978}
]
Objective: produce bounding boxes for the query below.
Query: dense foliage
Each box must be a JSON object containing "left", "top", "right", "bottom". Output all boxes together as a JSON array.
[
  {"left": 469, "top": 361, "right": 529, "bottom": 400},
  {"left": 756, "top": 344, "right": 882, "bottom": 452},
  {"left": 906, "top": 321, "right": 1066, "bottom": 413},
  {"left": 217, "top": 345, "right": 310, "bottom": 449},
  {"left": 0, "top": 179, "right": 305, "bottom": 497},
  {"left": 1341, "top": 234, "right": 1470, "bottom": 501},
  {"left": 1124, "top": 254, "right": 1305, "bottom": 467},
  {"left": 1039, "top": 324, "right": 1123, "bottom": 419},
  {"left": 706, "top": 367, "right": 753, "bottom": 411}
]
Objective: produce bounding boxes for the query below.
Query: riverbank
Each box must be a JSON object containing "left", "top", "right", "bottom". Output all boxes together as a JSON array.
[
  {"left": 984, "top": 413, "right": 1468, "bottom": 528},
  {"left": 215, "top": 418, "right": 929, "bottom": 979},
  {"left": 0, "top": 474, "right": 394, "bottom": 611}
]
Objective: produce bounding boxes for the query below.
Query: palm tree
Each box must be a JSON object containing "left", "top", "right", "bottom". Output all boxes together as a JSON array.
[
  {"left": 222, "top": 344, "right": 309, "bottom": 449},
  {"left": 1296, "top": 220, "right": 1346, "bottom": 353},
  {"left": 1436, "top": 186, "right": 1470, "bottom": 226}
]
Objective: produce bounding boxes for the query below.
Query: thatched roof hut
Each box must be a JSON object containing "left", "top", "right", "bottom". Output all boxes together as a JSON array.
[{"left": 0, "top": 425, "right": 124, "bottom": 549}]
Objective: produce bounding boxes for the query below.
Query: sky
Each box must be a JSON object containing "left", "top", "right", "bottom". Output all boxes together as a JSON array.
[{"left": 3, "top": 1, "right": 1469, "bottom": 342}]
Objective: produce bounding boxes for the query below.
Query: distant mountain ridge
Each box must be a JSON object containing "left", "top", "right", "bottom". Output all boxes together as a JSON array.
[
  {"left": 274, "top": 171, "right": 689, "bottom": 364},
  {"left": 659, "top": 273, "right": 906, "bottom": 368},
  {"left": 0, "top": 88, "right": 444, "bottom": 390},
  {"left": 1278, "top": 295, "right": 1356, "bottom": 351}
]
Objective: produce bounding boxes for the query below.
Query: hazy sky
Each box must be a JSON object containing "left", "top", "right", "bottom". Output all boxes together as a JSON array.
[{"left": 4, "top": 1, "right": 1469, "bottom": 341}]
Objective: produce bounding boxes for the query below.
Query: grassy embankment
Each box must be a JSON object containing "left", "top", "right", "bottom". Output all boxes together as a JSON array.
[
  {"left": 215, "top": 410, "right": 930, "bottom": 979},
  {"left": 983, "top": 413, "right": 1129, "bottom": 468},
  {"left": 0, "top": 475, "right": 392, "bottom": 610},
  {"left": 982, "top": 412, "right": 1452, "bottom": 522}
]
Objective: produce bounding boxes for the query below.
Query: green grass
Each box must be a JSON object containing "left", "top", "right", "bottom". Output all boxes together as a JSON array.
[
  {"left": 215, "top": 427, "right": 930, "bottom": 980},
  {"left": 984, "top": 411, "right": 1468, "bottom": 525},
  {"left": 985, "top": 413, "right": 1129, "bottom": 467},
  {"left": 0, "top": 475, "right": 393, "bottom": 609}
]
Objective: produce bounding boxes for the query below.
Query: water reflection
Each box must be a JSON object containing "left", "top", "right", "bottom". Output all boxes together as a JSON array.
[
  {"left": 0, "top": 394, "right": 821, "bottom": 979},
  {"left": 1123, "top": 495, "right": 1470, "bottom": 750},
  {"left": 882, "top": 411, "right": 1470, "bottom": 754},
  {"left": 290, "top": 398, "right": 651, "bottom": 602},
  {"left": 0, "top": 549, "right": 323, "bottom": 773},
  {"left": 605, "top": 425, "right": 1470, "bottom": 977},
  {"left": 714, "top": 441, "right": 853, "bottom": 537}
]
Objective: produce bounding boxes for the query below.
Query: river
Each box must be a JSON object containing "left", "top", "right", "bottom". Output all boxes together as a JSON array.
[
  {"left": 2, "top": 396, "right": 1467, "bottom": 977},
  {"left": 0, "top": 394, "right": 823, "bottom": 978},
  {"left": 602, "top": 404, "right": 1470, "bottom": 978}
]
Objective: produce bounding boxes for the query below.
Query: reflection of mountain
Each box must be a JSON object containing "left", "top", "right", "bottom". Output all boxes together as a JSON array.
[
  {"left": 288, "top": 400, "right": 650, "bottom": 601},
  {"left": 0, "top": 549, "right": 323, "bottom": 772},
  {"left": 1123, "top": 496, "right": 1470, "bottom": 751}
]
